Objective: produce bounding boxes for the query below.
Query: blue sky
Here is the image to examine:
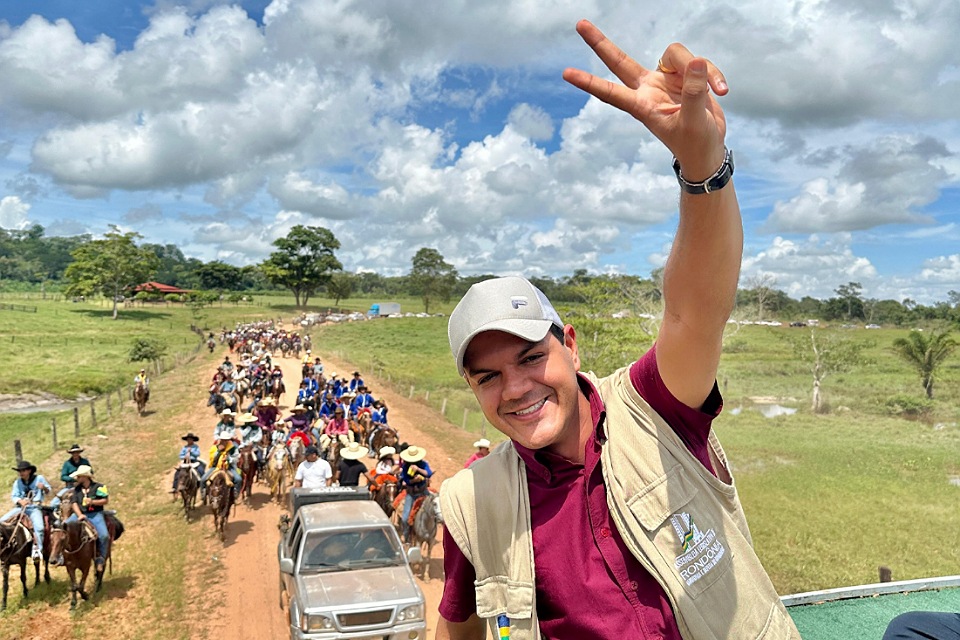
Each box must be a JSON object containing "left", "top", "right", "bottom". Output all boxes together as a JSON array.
[{"left": 1, "top": 0, "right": 958, "bottom": 304}]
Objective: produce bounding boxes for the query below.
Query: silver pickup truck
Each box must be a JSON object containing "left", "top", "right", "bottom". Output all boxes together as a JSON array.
[{"left": 278, "top": 493, "right": 427, "bottom": 640}]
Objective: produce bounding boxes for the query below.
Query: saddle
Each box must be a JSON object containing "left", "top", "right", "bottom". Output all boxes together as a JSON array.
[{"left": 393, "top": 489, "right": 437, "bottom": 526}]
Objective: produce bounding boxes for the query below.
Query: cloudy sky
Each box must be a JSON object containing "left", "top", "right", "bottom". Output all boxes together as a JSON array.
[{"left": 1, "top": 0, "right": 958, "bottom": 303}]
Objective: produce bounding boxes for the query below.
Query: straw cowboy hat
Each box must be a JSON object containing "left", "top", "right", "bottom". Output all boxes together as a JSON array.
[
  {"left": 378, "top": 447, "right": 396, "bottom": 459},
  {"left": 291, "top": 405, "right": 307, "bottom": 413},
  {"left": 473, "top": 438, "right": 491, "bottom": 449},
  {"left": 215, "top": 431, "right": 235, "bottom": 442},
  {"left": 67, "top": 444, "right": 85, "bottom": 454},
  {"left": 340, "top": 442, "right": 366, "bottom": 460},
  {"left": 258, "top": 397, "right": 275, "bottom": 406},
  {"left": 219, "top": 408, "right": 236, "bottom": 416},
  {"left": 69, "top": 465, "right": 94, "bottom": 479},
  {"left": 400, "top": 446, "right": 427, "bottom": 463},
  {"left": 237, "top": 412, "right": 257, "bottom": 424}
]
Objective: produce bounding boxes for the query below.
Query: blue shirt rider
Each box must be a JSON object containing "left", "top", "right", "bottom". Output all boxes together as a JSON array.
[
  {"left": 52, "top": 444, "right": 90, "bottom": 513},
  {"left": 398, "top": 446, "right": 433, "bottom": 543},
  {"left": 172, "top": 433, "right": 205, "bottom": 492},
  {"left": 2, "top": 460, "right": 51, "bottom": 559}
]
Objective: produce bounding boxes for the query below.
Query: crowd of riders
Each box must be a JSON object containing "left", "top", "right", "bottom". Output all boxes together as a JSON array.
[{"left": 190, "top": 320, "right": 435, "bottom": 537}]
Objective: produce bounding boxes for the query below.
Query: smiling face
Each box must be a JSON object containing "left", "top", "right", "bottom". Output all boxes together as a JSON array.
[{"left": 463, "top": 326, "right": 590, "bottom": 461}]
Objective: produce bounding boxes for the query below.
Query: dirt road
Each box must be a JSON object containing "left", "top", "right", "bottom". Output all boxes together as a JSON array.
[{"left": 207, "top": 338, "right": 481, "bottom": 639}]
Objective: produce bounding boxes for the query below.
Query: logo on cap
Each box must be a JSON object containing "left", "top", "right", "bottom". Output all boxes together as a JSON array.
[{"left": 510, "top": 296, "right": 528, "bottom": 309}]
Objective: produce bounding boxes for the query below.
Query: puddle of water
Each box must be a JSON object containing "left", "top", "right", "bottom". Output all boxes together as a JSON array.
[{"left": 756, "top": 404, "right": 797, "bottom": 418}]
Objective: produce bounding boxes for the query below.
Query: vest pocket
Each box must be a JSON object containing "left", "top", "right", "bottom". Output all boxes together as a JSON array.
[
  {"left": 625, "top": 465, "right": 734, "bottom": 599},
  {"left": 474, "top": 575, "right": 536, "bottom": 620}
]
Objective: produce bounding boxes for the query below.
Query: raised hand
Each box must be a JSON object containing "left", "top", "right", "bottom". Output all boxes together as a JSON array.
[{"left": 562, "top": 20, "right": 728, "bottom": 181}]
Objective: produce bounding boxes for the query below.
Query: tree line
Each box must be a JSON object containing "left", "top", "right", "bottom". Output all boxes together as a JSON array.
[{"left": 2, "top": 223, "right": 960, "bottom": 327}]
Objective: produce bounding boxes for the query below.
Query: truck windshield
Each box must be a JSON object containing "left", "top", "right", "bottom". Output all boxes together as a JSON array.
[{"left": 301, "top": 529, "right": 402, "bottom": 571}]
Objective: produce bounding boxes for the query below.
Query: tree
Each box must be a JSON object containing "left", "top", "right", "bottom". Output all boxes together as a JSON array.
[
  {"left": 835, "top": 282, "right": 864, "bottom": 320},
  {"left": 744, "top": 274, "right": 778, "bottom": 321},
  {"left": 891, "top": 329, "right": 958, "bottom": 399},
  {"left": 261, "top": 226, "right": 342, "bottom": 308},
  {"left": 408, "top": 247, "right": 457, "bottom": 313},
  {"left": 64, "top": 227, "right": 160, "bottom": 319},
  {"left": 326, "top": 272, "right": 355, "bottom": 307},
  {"left": 195, "top": 260, "right": 242, "bottom": 291},
  {"left": 787, "top": 329, "right": 871, "bottom": 413}
]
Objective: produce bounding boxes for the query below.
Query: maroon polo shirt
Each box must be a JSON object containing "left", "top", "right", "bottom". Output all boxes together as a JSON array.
[{"left": 439, "top": 346, "right": 723, "bottom": 639}]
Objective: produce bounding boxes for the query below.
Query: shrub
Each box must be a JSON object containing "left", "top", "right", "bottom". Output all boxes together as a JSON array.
[
  {"left": 884, "top": 394, "right": 934, "bottom": 418},
  {"left": 164, "top": 293, "right": 182, "bottom": 302},
  {"left": 129, "top": 337, "right": 168, "bottom": 362}
]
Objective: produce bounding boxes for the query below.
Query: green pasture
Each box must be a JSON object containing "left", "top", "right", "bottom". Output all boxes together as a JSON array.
[
  {"left": 314, "top": 316, "right": 960, "bottom": 593},
  {"left": 2, "top": 290, "right": 959, "bottom": 596}
]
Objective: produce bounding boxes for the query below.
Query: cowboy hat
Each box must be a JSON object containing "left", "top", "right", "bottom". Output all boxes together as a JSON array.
[
  {"left": 219, "top": 408, "right": 236, "bottom": 416},
  {"left": 67, "top": 444, "right": 85, "bottom": 454},
  {"left": 181, "top": 433, "right": 200, "bottom": 442},
  {"left": 340, "top": 442, "right": 366, "bottom": 460},
  {"left": 12, "top": 460, "right": 36, "bottom": 473},
  {"left": 400, "top": 446, "right": 426, "bottom": 463},
  {"left": 378, "top": 446, "right": 396, "bottom": 459},
  {"left": 473, "top": 438, "right": 491, "bottom": 449},
  {"left": 333, "top": 406, "right": 345, "bottom": 414},
  {"left": 215, "top": 431, "right": 235, "bottom": 442},
  {"left": 237, "top": 412, "right": 257, "bottom": 424},
  {"left": 69, "top": 464, "right": 94, "bottom": 479},
  {"left": 258, "top": 397, "right": 275, "bottom": 406},
  {"left": 291, "top": 405, "right": 307, "bottom": 413}
]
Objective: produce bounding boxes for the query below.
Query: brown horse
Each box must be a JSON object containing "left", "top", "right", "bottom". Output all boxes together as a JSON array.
[
  {"left": 370, "top": 427, "right": 399, "bottom": 457},
  {"left": 174, "top": 463, "right": 200, "bottom": 521},
  {"left": 207, "top": 471, "right": 233, "bottom": 542},
  {"left": 271, "top": 378, "right": 285, "bottom": 403},
  {"left": 0, "top": 513, "right": 50, "bottom": 610},
  {"left": 409, "top": 492, "right": 441, "bottom": 581},
  {"left": 372, "top": 480, "right": 397, "bottom": 520},
  {"left": 48, "top": 520, "right": 96, "bottom": 610},
  {"left": 134, "top": 381, "right": 148, "bottom": 416},
  {"left": 237, "top": 447, "right": 257, "bottom": 503},
  {"left": 350, "top": 415, "right": 370, "bottom": 451}
]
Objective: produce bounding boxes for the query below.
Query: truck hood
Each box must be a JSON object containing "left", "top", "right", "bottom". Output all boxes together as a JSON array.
[{"left": 297, "top": 565, "right": 421, "bottom": 609}]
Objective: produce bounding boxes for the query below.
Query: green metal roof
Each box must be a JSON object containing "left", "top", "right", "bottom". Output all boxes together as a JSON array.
[{"left": 785, "top": 577, "right": 960, "bottom": 640}]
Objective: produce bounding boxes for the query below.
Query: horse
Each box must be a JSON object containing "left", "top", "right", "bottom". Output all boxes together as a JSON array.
[
  {"left": 48, "top": 519, "right": 96, "bottom": 610},
  {"left": 237, "top": 447, "right": 257, "bottom": 504},
  {"left": 408, "top": 492, "right": 442, "bottom": 581},
  {"left": 0, "top": 512, "right": 50, "bottom": 610},
  {"left": 267, "top": 446, "right": 294, "bottom": 505},
  {"left": 349, "top": 416, "right": 369, "bottom": 452},
  {"left": 372, "top": 480, "right": 397, "bottom": 520},
  {"left": 287, "top": 437, "right": 307, "bottom": 471},
  {"left": 235, "top": 378, "right": 250, "bottom": 410},
  {"left": 206, "top": 337, "right": 216, "bottom": 353},
  {"left": 173, "top": 462, "right": 200, "bottom": 521},
  {"left": 370, "top": 427, "right": 399, "bottom": 458},
  {"left": 206, "top": 471, "right": 233, "bottom": 542},
  {"left": 270, "top": 378, "right": 285, "bottom": 403},
  {"left": 134, "top": 381, "right": 148, "bottom": 416}
]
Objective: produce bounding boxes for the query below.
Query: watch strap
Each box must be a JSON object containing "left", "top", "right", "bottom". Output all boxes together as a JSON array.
[{"left": 672, "top": 148, "right": 734, "bottom": 195}]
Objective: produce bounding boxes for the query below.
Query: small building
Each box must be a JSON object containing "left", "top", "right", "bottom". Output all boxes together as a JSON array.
[{"left": 131, "top": 282, "right": 192, "bottom": 296}]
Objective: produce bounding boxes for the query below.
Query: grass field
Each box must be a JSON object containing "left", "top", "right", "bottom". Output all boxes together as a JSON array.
[{"left": 2, "top": 289, "right": 959, "bottom": 596}]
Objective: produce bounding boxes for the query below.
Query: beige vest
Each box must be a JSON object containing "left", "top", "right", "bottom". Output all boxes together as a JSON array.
[{"left": 441, "top": 366, "right": 800, "bottom": 640}]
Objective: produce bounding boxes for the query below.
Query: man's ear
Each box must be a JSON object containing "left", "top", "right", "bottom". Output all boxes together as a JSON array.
[{"left": 563, "top": 324, "right": 581, "bottom": 371}]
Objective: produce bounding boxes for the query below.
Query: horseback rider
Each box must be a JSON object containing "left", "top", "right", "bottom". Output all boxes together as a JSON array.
[
  {"left": 311, "top": 357, "right": 323, "bottom": 378},
  {"left": 200, "top": 434, "right": 242, "bottom": 500},
  {"left": 52, "top": 444, "right": 90, "bottom": 513},
  {"left": 171, "top": 433, "right": 204, "bottom": 494},
  {"left": 237, "top": 413, "right": 265, "bottom": 467},
  {"left": 349, "top": 371, "right": 364, "bottom": 393},
  {"left": 398, "top": 446, "right": 433, "bottom": 542},
  {"left": 1, "top": 461, "right": 51, "bottom": 559},
  {"left": 320, "top": 406, "right": 350, "bottom": 459},
  {"left": 214, "top": 408, "right": 237, "bottom": 440},
  {"left": 367, "top": 447, "right": 400, "bottom": 493},
  {"left": 338, "top": 442, "right": 368, "bottom": 487},
  {"left": 133, "top": 368, "right": 150, "bottom": 403},
  {"left": 63, "top": 465, "right": 110, "bottom": 570},
  {"left": 464, "top": 438, "right": 491, "bottom": 468}
]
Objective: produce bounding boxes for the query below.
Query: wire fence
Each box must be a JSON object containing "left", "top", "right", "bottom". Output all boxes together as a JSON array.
[{"left": 3, "top": 331, "right": 207, "bottom": 469}]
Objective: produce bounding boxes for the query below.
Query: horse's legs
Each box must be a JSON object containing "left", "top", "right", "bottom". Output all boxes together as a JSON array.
[
  {"left": 2, "top": 562, "right": 9, "bottom": 610},
  {"left": 32, "top": 556, "right": 40, "bottom": 587}
]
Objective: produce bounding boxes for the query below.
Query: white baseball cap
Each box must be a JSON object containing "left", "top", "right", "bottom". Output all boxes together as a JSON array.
[{"left": 448, "top": 276, "right": 563, "bottom": 376}]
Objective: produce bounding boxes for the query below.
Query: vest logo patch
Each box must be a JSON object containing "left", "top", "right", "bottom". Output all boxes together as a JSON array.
[{"left": 670, "top": 512, "right": 726, "bottom": 586}]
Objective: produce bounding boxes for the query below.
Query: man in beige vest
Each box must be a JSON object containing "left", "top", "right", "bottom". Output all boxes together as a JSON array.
[{"left": 436, "top": 19, "right": 800, "bottom": 640}]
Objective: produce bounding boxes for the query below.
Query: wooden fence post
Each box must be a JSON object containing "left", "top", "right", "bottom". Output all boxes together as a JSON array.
[
  {"left": 118, "top": 388, "right": 124, "bottom": 408},
  {"left": 424, "top": 390, "right": 430, "bottom": 402},
  {"left": 14, "top": 440, "right": 22, "bottom": 463},
  {"left": 441, "top": 398, "right": 447, "bottom": 416},
  {"left": 51, "top": 418, "right": 58, "bottom": 450},
  {"left": 90, "top": 401, "right": 97, "bottom": 429},
  {"left": 409, "top": 386, "right": 415, "bottom": 398},
  {"left": 106, "top": 394, "right": 112, "bottom": 418},
  {"left": 462, "top": 408, "right": 469, "bottom": 429},
  {"left": 73, "top": 407, "right": 80, "bottom": 438}
]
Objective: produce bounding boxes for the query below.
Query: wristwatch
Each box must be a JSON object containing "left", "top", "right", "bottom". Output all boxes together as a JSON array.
[{"left": 672, "top": 148, "right": 734, "bottom": 195}]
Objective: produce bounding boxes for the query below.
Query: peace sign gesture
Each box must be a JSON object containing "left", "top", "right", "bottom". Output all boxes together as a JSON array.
[{"left": 562, "top": 20, "right": 729, "bottom": 182}]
